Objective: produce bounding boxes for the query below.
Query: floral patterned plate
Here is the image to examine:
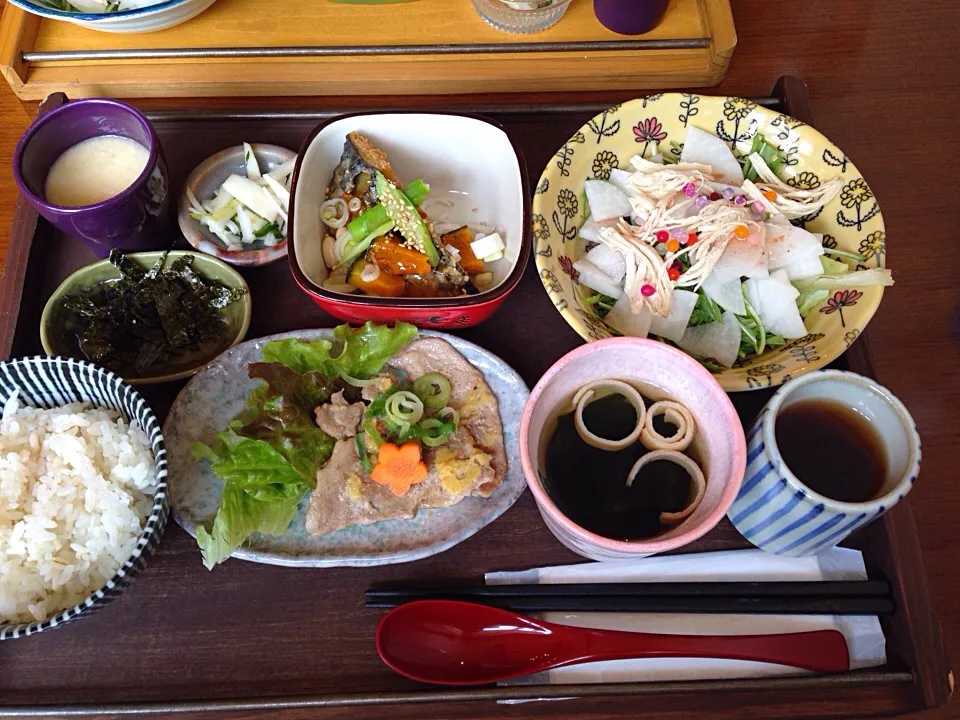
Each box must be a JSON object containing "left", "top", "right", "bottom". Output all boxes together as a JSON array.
[{"left": 532, "top": 94, "right": 887, "bottom": 392}]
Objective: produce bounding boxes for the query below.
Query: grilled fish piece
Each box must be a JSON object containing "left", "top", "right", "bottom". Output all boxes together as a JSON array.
[{"left": 331, "top": 131, "right": 399, "bottom": 206}]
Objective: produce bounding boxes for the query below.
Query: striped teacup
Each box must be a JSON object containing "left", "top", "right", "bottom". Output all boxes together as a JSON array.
[{"left": 728, "top": 370, "right": 921, "bottom": 557}]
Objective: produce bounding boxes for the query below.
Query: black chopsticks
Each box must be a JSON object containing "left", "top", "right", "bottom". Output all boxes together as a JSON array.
[{"left": 365, "top": 580, "right": 894, "bottom": 615}]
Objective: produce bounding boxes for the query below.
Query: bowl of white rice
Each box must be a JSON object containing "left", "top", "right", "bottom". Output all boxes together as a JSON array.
[{"left": 0, "top": 356, "right": 167, "bottom": 640}]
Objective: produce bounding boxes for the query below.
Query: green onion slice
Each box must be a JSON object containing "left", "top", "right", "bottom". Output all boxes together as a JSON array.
[
  {"left": 385, "top": 390, "right": 424, "bottom": 426},
  {"left": 438, "top": 406, "right": 459, "bottom": 428},
  {"left": 413, "top": 372, "right": 451, "bottom": 410},
  {"left": 418, "top": 418, "right": 450, "bottom": 448}
]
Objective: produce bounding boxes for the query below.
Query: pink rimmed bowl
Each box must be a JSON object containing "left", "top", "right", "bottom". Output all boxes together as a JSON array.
[{"left": 519, "top": 338, "right": 746, "bottom": 561}]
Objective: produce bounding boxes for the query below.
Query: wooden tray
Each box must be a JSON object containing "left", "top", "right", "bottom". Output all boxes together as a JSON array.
[
  {"left": 0, "top": 78, "right": 950, "bottom": 719},
  {"left": 0, "top": 0, "right": 735, "bottom": 100}
]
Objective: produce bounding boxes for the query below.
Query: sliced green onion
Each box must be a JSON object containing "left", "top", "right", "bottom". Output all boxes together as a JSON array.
[
  {"left": 356, "top": 433, "right": 373, "bottom": 473},
  {"left": 364, "top": 420, "right": 383, "bottom": 449},
  {"left": 385, "top": 390, "right": 424, "bottom": 426},
  {"left": 417, "top": 418, "right": 447, "bottom": 447},
  {"left": 340, "top": 370, "right": 378, "bottom": 387},
  {"left": 438, "top": 406, "right": 459, "bottom": 428},
  {"left": 413, "top": 373, "right": 451, "bottom": 410}
]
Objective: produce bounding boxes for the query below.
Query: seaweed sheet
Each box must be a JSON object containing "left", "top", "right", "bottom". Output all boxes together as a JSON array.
[{"left": 62, "top": 250, "right": 246, "bottom": 375}]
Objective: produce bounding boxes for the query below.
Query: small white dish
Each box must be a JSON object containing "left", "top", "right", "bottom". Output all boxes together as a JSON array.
[{"left": 7, "top": 0, "right": 216, "bottom": 32}]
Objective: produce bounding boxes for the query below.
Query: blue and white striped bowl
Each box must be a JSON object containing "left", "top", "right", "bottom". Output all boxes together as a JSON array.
[
  {"left": 0, "top": 357, "right": 168, "bottom": 641},
  {"left": 728, "top": 370, "right": 921, "bottom": 557}
]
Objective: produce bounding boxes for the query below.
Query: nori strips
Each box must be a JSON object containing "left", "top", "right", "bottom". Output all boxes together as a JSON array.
[{"left": 62, "top": 249, "right": 246, "bottom": 375}]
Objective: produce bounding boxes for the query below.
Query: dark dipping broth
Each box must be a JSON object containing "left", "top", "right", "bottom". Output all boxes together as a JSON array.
[
  {"left": 542, "top": 393, "right": 695, "bottom": 540},
  {"left": 775, "top": 398, "right": 887, "bottom": 503}
]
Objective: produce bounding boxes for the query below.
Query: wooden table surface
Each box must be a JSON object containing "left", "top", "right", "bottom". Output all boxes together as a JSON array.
[{"left": 0, "top": 1, "right": 957, "bottom": 718}]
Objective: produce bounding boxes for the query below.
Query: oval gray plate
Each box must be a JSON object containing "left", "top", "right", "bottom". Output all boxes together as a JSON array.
[{"left": 165, "top": 329, "right": 529, "bottom": 567}]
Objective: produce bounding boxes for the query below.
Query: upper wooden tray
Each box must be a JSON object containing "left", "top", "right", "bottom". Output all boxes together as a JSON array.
[{"left": 0, "top": 0, "right": 735, "bottom": 99}]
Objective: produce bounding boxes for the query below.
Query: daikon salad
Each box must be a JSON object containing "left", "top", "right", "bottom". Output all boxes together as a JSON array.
[
  {"left": 186, "top": 143, "right": 294, "bottom": 251},
  {"left": 574, "top": 126, "right": 892, "bottom": 369}
]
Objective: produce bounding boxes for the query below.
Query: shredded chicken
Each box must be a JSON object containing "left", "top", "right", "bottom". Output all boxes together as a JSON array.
[
  {"left": 592, "top": 143, "right": 842, "bottom": 319},
  {"left": 627, "top": 156, "right": 717, "bottom": 219},
  {"left": 599, "top": 224, "right": 674, "bottom": 317},
  {"left": 748, "top": 153, "right": 843, "bottom": 219},
  {"left": 670, "top": 203, "right": 762, "bottom": 289}
]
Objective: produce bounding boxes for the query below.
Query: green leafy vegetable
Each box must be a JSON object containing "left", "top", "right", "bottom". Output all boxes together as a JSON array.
[
  {"left": 732, "top": 284, "right": 769, "bottom": 359},
  {"left": 822, "top": 248, "right": 866, "bottom": 264},
  {"left": 740, "top": 134, "right": 786, "bottom": 181},
  {"left": 331, "top": 321, "right": 419, "bottom": 378},
  {"left": 819, "top": 255, "right": 850, "bottom": 276},
  {"left": 584, "top": 292, "right": 617, "bottom": 318},
  {"left": 262, "top": 322, "right": 418, "bottom": 381},
  {"left": 195, "top": 484, "right": 303, "bottom": 571},
  {"left": 689, "top": 291, "right": 722, "bottom": 326},
  {"left": 193, "top": 322, "right": 418, "bottom": 569},
  {"left": 797, "top": 289, "right": 829, "bottom": 316},
  {"left": 263, "top": 337, "right": 339, "bottom": 376},
  {"left": 793, "top": 268, "right": 894, "bottom": 292},
  {"left": 194, "top": 430, "right": 306, "bottom": 501}
]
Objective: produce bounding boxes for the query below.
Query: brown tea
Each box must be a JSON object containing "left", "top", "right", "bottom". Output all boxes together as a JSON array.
[
  {"left": 542, "top": 393, "right": 693, "bottom": 540},
  {"left": 774, "top": 398, "right": 887, "bottom": 503}
]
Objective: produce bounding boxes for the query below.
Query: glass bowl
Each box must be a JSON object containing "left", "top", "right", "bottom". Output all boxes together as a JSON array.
[{"left": 472, "top": 0, "right": 573, "bottom": 34}]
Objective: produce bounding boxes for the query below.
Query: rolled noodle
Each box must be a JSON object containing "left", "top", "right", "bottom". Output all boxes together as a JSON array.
[
  {"left": 640, "top": 400, "right": 697, "bottom": 452},
  {"left": 626, "top": 449, "right": 706, "bottom": 524},
  {"left": 572, "top": 380, "right": 646, "bottom": 452}
]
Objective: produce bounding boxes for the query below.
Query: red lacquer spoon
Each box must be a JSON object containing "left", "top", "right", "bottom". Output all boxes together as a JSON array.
[{"left": 375, "top": 600, "right": 849, "bottom": 685}]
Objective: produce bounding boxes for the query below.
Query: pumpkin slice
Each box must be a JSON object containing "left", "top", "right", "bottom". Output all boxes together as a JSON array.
[
  {"left": 441, "top": 226, "right": 485, "bottom": 275},
  {"left": 348, "top": 258, "right": 406, "bottom": 296},
  {"left": 368, "top": 236, "right": 431, "bottom": 275}
]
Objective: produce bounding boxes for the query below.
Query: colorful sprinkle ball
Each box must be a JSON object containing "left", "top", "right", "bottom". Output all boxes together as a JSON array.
[
  {"left": 695, "top": 195, "right": 710, "bottom": 209},
  {"left": 641, "top": 284, "right": 656, "bottom": 297}
]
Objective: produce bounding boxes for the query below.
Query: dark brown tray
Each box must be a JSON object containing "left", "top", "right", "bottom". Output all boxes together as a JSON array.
[{"left": 0, "top": 77, "right": 950, "bottom": 720}]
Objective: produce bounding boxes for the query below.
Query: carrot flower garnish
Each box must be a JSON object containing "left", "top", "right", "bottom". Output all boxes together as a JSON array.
[{"left": 370, "top": 442, "right": 428, "bottom": 496}]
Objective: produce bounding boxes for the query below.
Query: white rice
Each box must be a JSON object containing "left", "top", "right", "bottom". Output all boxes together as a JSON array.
[{"left": 0, "top": 393, "right": 156, "bottom": 625}]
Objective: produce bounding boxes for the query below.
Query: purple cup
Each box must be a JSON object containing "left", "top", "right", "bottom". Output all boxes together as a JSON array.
[
  {"left": 13, "top": 98, "right": 170, "bottom": 258},
  {"left": 594, "top": 0, "right": 669, "bottom": 35}
]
